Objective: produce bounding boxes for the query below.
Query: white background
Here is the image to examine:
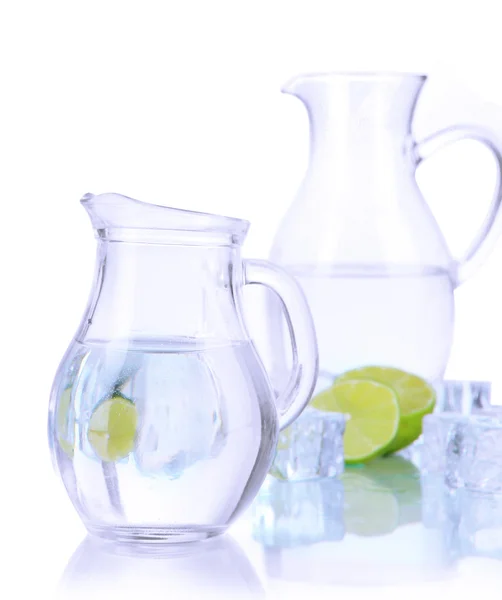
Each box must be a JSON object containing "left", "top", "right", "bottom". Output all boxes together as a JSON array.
[{"left": 2, "top": 1, "right": 502, "bottom": 598}]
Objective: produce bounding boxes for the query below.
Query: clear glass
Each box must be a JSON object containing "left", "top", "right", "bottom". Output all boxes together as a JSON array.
[
  {"left": 48, "top": 193, "right": 318, "bottom": 544},
  {"left": 268, "top": 72, "right": 502, "bottom": 391}
]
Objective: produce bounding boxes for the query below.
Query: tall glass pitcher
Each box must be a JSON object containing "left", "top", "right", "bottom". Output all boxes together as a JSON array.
[
  {"left": 269, "top": 72, "right": 502, "bottom": 392},
  {"left": 48, "top": 193, "right": 317, "bottom": 543}
]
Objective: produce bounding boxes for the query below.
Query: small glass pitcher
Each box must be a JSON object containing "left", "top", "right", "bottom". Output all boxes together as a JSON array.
[
  {"left": 48, "top": 193, "right": 318, "bottom": 543},
  {"left": 269, "top": 72, "right": 502, "bottom": 391}
]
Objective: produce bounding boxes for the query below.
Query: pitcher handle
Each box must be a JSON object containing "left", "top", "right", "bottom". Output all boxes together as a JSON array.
[
  {"left": 414, "top": 126, "right": 502, "bottom": 286},
  {"left": 243, "top": 259, "right": 318, "bottom": 430}
]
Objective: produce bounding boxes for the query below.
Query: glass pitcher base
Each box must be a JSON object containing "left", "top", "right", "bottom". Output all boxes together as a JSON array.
[{"left": 85, "top": 523, "right": 227, "bottom": 545}]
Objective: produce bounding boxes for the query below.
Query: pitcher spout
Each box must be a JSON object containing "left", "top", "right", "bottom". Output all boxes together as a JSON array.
[
  {"left": 81, "top": 192, "right": 249, "bottom": 245},
  {"left": 281, "top": 74, "right": 310, "bottom": 98}
]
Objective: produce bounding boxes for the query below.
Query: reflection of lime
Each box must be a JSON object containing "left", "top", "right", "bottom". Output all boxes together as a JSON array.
[
  {"left": 88, "top": 395, "right": 138, "bottom": 462},
  {"left": 311, "top": 380, "right": 399, "bottom": 464},
  {"left": 338, "top": 367, "right": 435, "bottom": 453},
  {"left": 342, "top": 469, "right": 400, "bottom": 536},
  {"left": 358, "top": 456, "right": 422, "bottom": 526},
  {"left": 57, "top": 387, "right": 74, "bottom": 458},
  {"left": 396, "top": 483, "right": 422, "bottom": 526},
  {"left": 341, "top": 456, "right": 422, "bottom": 536},
  {"left": 362, "top": 455, "right": 420, "bottom": 483},
  {"left": 268, "top": 465, "right": 288, "bottom": 481}
]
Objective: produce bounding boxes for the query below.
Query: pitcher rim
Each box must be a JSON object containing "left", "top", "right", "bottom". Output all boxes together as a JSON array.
[{"left": 283, "top": 71, "right": 427, "bottom": 89}]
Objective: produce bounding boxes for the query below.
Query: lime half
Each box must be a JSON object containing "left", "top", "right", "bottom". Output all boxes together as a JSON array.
[
  {"left": 338, "top": 366, "right": 435, "bottom": 453},
  {"left": 311, "top": 379, "right": 399, "bottom": 464},
  {"left": 88, "top": 395, "right": 138, "bottom": 462}
]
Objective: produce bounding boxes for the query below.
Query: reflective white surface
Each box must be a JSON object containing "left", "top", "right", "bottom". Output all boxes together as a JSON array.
[{"left": 44, "top": 463, "right": 502, "bottom": 599}]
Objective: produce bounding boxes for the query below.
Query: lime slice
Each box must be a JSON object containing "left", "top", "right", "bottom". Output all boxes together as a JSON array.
[
  {"left": 57, "top": 387, "right": 74, "bottom": 458},
  {"left": 88, "top": 395, "right": 138, "bottom": 462},
  {"left": 337, "top": 366, "right": 435, "bottom": 453},
  {"left": 311, "top": 379, "right": 399, "bottom": 464},
  {"left": 341, "top": 469, "right": 400, "bottom": 536}
]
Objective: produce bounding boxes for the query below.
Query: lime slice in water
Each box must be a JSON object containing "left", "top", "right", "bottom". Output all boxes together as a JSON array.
[
  {"left": 311, "top": 379, "right": 399, "bottom": 464},
  {"left": 88, "top": 395, "right": 138, "bottom": 462},
  {"left": 337, "top": 366, "right": 435, "bottom": 453},
  {"left": 57, "top": 387, "right": 74, "bottom": 457}
]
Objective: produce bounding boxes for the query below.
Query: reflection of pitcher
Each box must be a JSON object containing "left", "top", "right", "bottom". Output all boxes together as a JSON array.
[
  {"left": 58, "top": 535, "right": 265, "bottom": 599},
  {"left": 269, "top": 72, "right": 502, "bottom": 390}
]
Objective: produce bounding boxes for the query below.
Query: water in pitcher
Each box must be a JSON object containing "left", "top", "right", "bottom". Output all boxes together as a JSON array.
[
  {"left": 51, "top": 337, "right": 275, "bottom": 531},
  {"left": 269, "top": 265, "right": 455, "bottom": 393}
]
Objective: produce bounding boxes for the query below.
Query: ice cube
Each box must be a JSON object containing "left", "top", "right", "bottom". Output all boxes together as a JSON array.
[
  {"left": 434, "top": 380, "right": 491, "bottom": 414},
  {"left": 270, "top": 408, "right": 346, "bottom": 482},
  {"left": 398, "top": 381, "right": 492, "bottom": 471},
  {"left": 421, "top": 413, "right": 470, "bottom": 477},
  {"left": 445, "top": 414, "right": 502, "bottom": 493},
  {"left": 135, "top": 353, "right": 222, "bottom": 476}
]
